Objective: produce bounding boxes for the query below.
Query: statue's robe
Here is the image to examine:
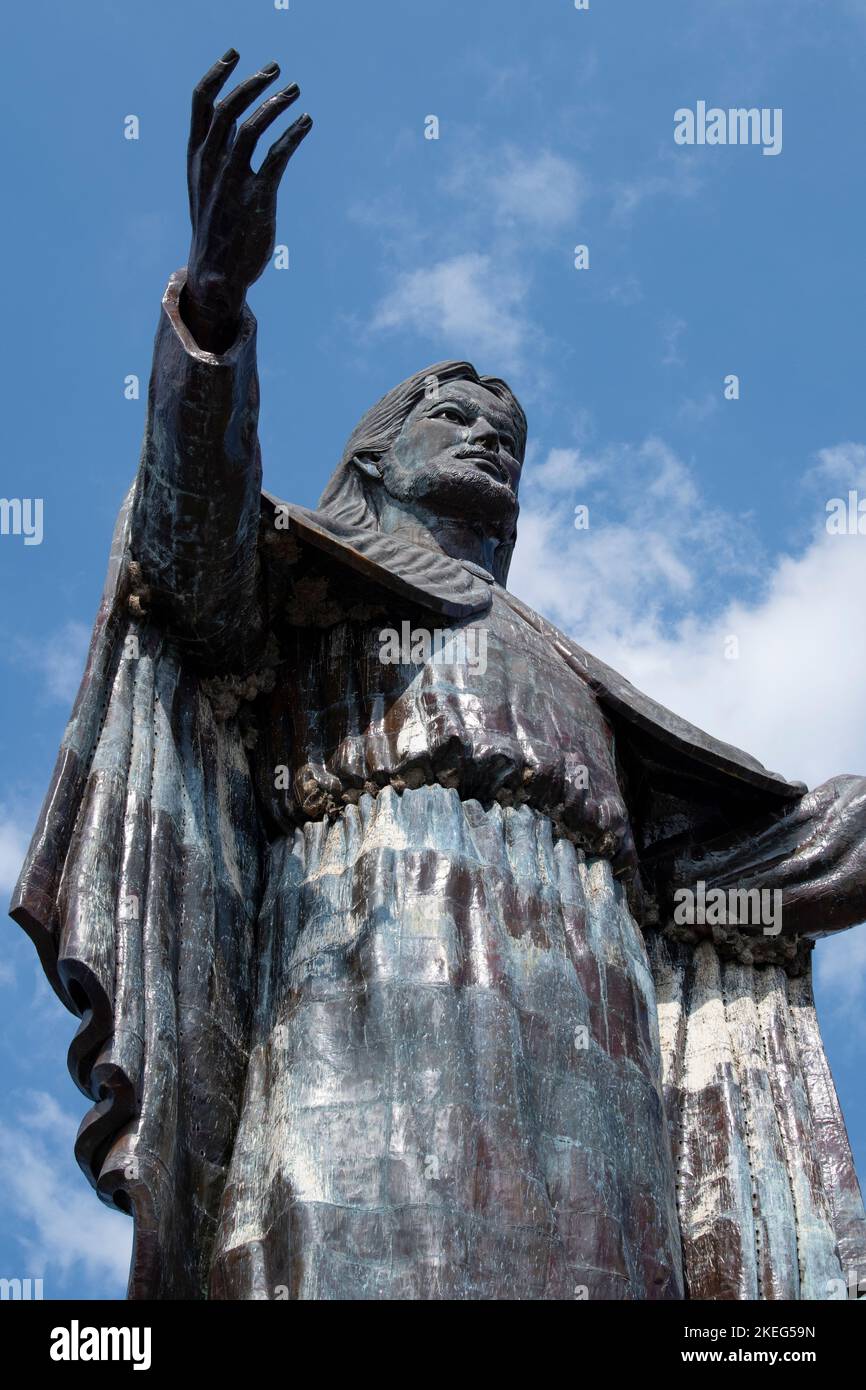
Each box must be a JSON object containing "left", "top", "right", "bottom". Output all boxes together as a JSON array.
[{"left": 10, "top": 273, "right": 866, "bottom": 1301}]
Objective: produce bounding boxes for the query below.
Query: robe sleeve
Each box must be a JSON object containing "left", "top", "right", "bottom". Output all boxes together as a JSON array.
[
  {"left": 8, "top": 268, "right": 271, "bottom": 1296},
  {"left": 129, "top": 269, "right": 264, "bottom": 670},
  {"left": 649, "top": 774, "right": 866, "bottom": 939}
]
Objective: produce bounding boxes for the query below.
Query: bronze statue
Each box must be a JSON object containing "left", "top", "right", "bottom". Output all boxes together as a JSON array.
[{"left": 11, "top": 51, "right": 866, "bottom": 1301}]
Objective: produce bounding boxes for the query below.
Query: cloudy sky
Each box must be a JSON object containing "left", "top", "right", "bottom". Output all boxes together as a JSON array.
[{"left": 2, "top": 0, "right": 865, "bottom": 1297}]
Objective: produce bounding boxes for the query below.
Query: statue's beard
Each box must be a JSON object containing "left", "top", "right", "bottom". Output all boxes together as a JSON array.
[{"left": 379, "top": 458, "right": 519, "bottom": 540}]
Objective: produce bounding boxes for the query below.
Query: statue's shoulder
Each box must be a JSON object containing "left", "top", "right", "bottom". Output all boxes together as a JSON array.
[
  {"left": 256, "top": 493, "right": 802, "bottom": 803},
  {"left": 498, "top": 588, "right": 803, "bottom": 802},
  {"left": 259, "top": 492, "right": 493, "bottom": 620}
]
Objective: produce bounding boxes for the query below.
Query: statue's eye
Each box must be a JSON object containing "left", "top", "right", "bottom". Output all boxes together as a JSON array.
[{"left": 434, "top": 407, "right": 466, "bottom": 426}]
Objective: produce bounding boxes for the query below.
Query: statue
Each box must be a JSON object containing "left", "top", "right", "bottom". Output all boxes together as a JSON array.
[{"left": 10, "top": 51, "right": 866, "bottom": 1301}]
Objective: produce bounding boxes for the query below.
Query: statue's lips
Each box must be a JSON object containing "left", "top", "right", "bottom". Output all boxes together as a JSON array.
[{"left": 454, "top": 449, "right": 511, "bottom": 487}]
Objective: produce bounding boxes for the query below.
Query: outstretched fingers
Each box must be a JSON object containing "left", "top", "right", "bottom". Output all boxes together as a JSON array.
[
  {"left": 232, "top": 83, "right": 301, "bottom": 169},
  {"left": 258, "top": 113, "right": 313, "bottom": 188},
  {"left": 210, "top": 63, "right": 282, "bottom": 143},
  {"left": 198, "top": 60, "right": 285, "bottom": 192},
  {"left": 189, "top": 49, "right": 240, "bottom": 152}
]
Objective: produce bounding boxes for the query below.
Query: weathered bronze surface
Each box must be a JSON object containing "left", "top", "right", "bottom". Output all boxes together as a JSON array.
[{"left": 10, "top": 52, "right": 866, "bottom": 1300}]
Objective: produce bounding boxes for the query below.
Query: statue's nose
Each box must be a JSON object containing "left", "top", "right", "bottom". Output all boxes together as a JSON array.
[{"left": 467, "top": 416, "right": 499, "bottom": 450}]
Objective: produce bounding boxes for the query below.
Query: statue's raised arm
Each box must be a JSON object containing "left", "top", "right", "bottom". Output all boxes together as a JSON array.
[{"left": 130, "top": 52, "right": 312, "bottom": 668}]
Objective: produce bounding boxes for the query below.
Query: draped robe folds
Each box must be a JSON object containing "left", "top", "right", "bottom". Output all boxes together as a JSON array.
[{"left": 10, "top": 271, "right": 866, "bottom": 1300}]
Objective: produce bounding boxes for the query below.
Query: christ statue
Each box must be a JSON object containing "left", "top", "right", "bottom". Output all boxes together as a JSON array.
[{"left": 12, "top": 51, "right": 866, "bottom": 1301}]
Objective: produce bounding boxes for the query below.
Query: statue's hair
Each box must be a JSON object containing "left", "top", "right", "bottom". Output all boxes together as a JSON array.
[{"left": 317, "top": 360, "right": 526, "bottom": 586}]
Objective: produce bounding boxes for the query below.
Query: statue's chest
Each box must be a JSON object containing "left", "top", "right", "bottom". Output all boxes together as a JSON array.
[{"left": 251, "top": 591, "right": 630, "bottom": 858}]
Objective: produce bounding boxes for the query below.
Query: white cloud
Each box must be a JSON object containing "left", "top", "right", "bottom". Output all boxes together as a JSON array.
[
  {"left": 661, "top": 315, "right": 687, "bottom": 367},
  {"left": 581, "top": 531, "right": 866, "bottom": 787},
  {"left": 366, "top": 142, "right": 586, "bottom": 376},
  {"left": 810, "top": 441, "right": 866, "bottom": 490},
  {"left": 449, "top": 147, "right": 587, "bottom": 235},
  {"left": 528, "top": 446, "right": 603, "bottom": 494},
  {"left": 0, "top": 1091, "right": 132, "bottom": 1294},
  {"left": 372, "top": 252, "right": 532, "bottom": 374},
  {"left": 10, "top": 620, "right": 89, "bottom": 705},
  {"left": 511, "top": 437, "right": 866, "bottom": 788},
  {"left": 606, "top": 276, "right": 644, "bottom": 307},
  {"left": 610, "top": 152, "right": 703, "bottom": 224},
  {"left": 0, "top": 814, "right": 29, "bottom": 898},
  {"left": 513, "top": 434, "right": 757, "bottom": 643},
  {"left": 677, "top": 392, "right": 720, "bottom": 426}
]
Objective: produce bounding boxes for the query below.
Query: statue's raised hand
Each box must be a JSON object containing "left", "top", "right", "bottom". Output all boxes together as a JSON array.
[{"left": 183, "top": 49, "right": 312, "bottom": 353}]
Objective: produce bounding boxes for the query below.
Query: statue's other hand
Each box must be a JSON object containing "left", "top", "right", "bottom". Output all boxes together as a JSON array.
[
  {"left": 659, "top": 773, "right": 866, "bottom": 938},
  {"left": 774, "top": 774, "right": 866, "bottom": 918},
  {"left": 182, "top": 49, "right": 313, "bottom": 353}
]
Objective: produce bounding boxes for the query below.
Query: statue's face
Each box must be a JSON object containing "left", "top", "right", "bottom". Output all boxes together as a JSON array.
[{"left": 374, "top": 379, "right": 522, "bottom": 531}]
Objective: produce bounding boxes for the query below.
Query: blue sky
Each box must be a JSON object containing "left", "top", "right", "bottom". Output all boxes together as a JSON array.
[{"left": 2, "top": 0, "right": 865, "bottom": 1298}]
